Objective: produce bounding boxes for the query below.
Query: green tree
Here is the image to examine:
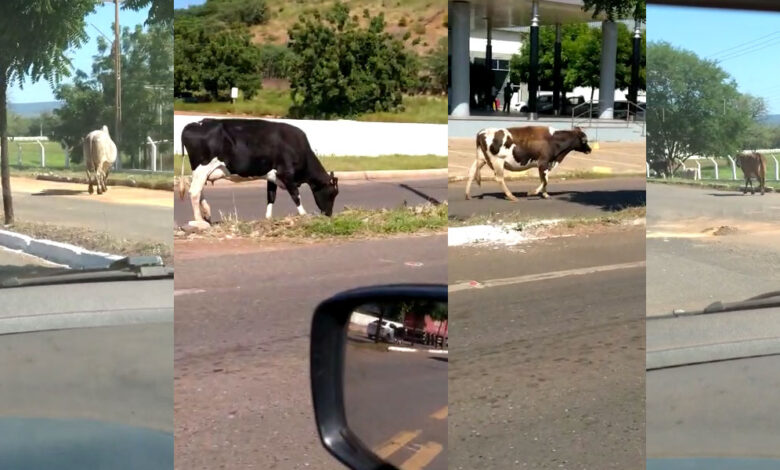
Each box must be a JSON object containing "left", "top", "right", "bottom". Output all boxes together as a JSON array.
[
  {"left": 50, "top": 71, "right": 110, "bottom": 164},
  {"left": 287, "top": 2, "right": 416, "bottom": 118},
  {"left": 510, "top": 23, "right": 643, "bottom": 101},
  {"left": 257, "top": 44, "right": 296, "bottom": 80},
  {"left": 420, "top": 37, "right": 448, "bottom": 94},
  {"left": 174, "top": 19, "right": 262, "bottom": 100},
  {"left": 647, "top": 42, "right": 757, "bottom": 174},
  {"left": 582, "top": 0, "right": 645, "bottom": 21},
  {"left": 124, "top": 0, "right": 174, "bottom": 27},
  {"left": 51, "top": 23, "right": 173, "bottom": 167},
  {"left": 0, "top": 0, "right": 95, "bottom": 224}
]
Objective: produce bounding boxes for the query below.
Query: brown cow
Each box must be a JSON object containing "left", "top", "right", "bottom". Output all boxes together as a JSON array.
[
  {"left": 736, "top": 152, "right": 766, "bottom": 195},
  {"left": 465, "top": 126, "right": 592, "bottom": 201}
]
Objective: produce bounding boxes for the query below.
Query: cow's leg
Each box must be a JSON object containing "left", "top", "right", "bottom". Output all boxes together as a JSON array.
[
  {"left": 465, "top": 160, "right": 479, "bottom": 200},
  {"left": 278, "top": 171, "right": 306, "bottom": 215},
  {"left": 96, "top": 169, "right": 104, "bottom": 195},
  {"left": 188, "top": 164, "right": 212, "bottom": 229},
  {"left": 266, "top": 181, "right": 277, "bottom": 219},
  {"left": 531, "top": 163, "right": 551, "bottom": 199},
  {"left": 86, "top": 168, "right": 94, "bottom": 194},
  {"left": 491, "top": 156, "right": 517, "bottom": 201}
]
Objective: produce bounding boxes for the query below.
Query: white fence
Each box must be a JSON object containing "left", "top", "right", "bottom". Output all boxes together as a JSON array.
[
  {"left": 173, "top": 115, "right": 448, "bottom": 157},
  {"left": 648, "top": 152, "right": 780, "bottom": 181}
]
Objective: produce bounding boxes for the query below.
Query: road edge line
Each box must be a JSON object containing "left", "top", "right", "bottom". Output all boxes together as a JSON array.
[
  {"left": 449, "top": 260, "right": 646, "bottom": 293},
  {"left": 0, "top": 229, "right": 123, "bottom": 269}
]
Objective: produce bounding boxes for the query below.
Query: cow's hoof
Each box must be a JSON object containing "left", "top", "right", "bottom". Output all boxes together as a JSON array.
[
  {"left": 506, "top": 195, "right": 518, "bottom": 202},
  {"left": 188, "top": 220, "right": 211, "bottom": 230},
  {"left": 88, "top": 186, "right": 94, "bottom": 194},
  {"left": 465, "top": 194, "right": 471, "bottom": 200},
  {"left": 540, "top": 192, "right": 550, "bottom": 199}
]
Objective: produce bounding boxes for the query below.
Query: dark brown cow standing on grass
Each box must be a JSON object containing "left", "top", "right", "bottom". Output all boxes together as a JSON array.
[
  {"left": 736, "top": 151, "right": 766, "bottom": 195},
  {"left": 465, "top": 126, "right": 592, "bottom": 200}
]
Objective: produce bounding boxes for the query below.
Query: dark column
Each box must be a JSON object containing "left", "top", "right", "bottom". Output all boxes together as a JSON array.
[
  {"left": 486, "top": 14, "right": 493, "bottom": 111},
  {"left": 553, "top": 23, "right": 562, "bottom": 116},
  {"left": 528, "top": 0, "right": 539, "bottom": 119},
  {"left": 629, "top": 20, "right": 641, "bottom": 110}
]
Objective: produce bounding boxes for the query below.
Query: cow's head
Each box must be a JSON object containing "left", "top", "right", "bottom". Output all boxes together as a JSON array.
[
  {"left": 313, "top": 171, "right": 339, "bottom": 216},
  {"left": 572, "top": 127, "right": 592, "bottom": 154}
]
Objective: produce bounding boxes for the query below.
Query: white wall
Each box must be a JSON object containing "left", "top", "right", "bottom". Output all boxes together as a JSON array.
[{"left": 174, "top": 115, "right": 447, "bottom": 157}]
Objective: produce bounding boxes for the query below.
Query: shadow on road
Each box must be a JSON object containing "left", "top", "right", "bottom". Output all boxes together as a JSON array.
[
  {"left": 478, "top": 189, "right": 646, "bottom": 212},
  {"left": 399, "top": 183, "right": 442, "bottom": 205},
  {"left": 31, "top": 189, "right": 88, "bottom": 197},
  {"left": 708, "top": 193, "right": 761, "bottom": 197},
  {"left": 429, "top": 356, "right": 448, "bottom": 363}
]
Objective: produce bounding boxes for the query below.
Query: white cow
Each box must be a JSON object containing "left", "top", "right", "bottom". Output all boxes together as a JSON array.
[{"left": 83, "top": 125, "right": 117, "bottom": 195}]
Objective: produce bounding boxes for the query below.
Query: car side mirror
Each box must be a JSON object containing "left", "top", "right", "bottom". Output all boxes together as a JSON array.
[{"left": 310, "top": 284, "right": 447, "bottom": 470}]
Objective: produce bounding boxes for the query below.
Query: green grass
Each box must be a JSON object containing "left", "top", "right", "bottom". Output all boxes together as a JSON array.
[
  {"left": 9, "top": 220, "right": 172, "bottom": 266},
  {"left": 178, "top": 203, "right": 448, "bottom": 240},
  {"left": 174, "top": 93, "right": 447, "bottom": 124},
  {"left": 174, "top": 154, "right": 445, "bottom": 175}
]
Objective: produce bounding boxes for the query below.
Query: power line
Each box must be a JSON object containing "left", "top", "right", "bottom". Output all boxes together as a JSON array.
[
  {"left": 715, "top": 36, "right": 780, "bottom": 63},
  {"left": 706, "top": 30, "right": 780, "bottom": 59}
]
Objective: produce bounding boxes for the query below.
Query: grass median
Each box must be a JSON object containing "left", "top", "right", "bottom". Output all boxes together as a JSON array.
[
  {"left": 8, "top": 221, "right": 172, "bottom": 266},
  {"left": 174, "top": 93, "right": 447, "bottom": 124},
  {"left": 177, "top": 203, "right": 447, "bottom": 241},
  {"left": 175, "top": 154, "right": 446, "bottom": 175}
]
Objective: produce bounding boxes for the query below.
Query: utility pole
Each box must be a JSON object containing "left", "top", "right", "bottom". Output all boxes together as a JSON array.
[{"left": 114, "top": 0, "right": 122, "bottom": 162}]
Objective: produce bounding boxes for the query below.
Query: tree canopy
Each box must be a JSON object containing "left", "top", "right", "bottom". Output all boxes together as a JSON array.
[
  {"left": 50, "top": 23, "right": 173, "bottom": 166},
  {"left": 0, "top": 0, "right": 96, "bottom": 223},
  {"left": 287, "top": 2, "right": 416, "bottom": 119},
  {"left": 582, "top": 0, "right": 645, "bottom": 21},
  {"left": 647, "top": 41, "right": 765, "bottom": 173},
  {"left": 510, "top": 23, "right": 645, "bottom": 97}
]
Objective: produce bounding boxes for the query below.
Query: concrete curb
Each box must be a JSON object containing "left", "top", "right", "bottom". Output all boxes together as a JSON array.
[
  {"left": 0, "top": 229, "right": 123, "bottom": 269},
  {"left": 388, "top": 345, "right": 448, "bottom": 354},
  {"left": 36, "top": 174, "right": 174, "bottom": 192}
]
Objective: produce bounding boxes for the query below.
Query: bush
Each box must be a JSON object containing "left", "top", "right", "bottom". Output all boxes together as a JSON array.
[
  {"left": 208, "top": 0, "right": 268, "bottom": 26},
  {"left": 288, "top": 2, "right": 417, "bottom": 118},
  {"left": 398, "top": 16, "right": 407, "bottom": 27},
  {"left": 258, "top": 44, "right": 296, "bottom": 79},
  {"left": 413, "top": 22, "right": 426, "bottom": 35}
]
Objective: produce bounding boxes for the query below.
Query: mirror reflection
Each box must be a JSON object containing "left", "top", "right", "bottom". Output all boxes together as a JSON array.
[{"left": 344, "top": 300, "right": 447, "bottom": 470}]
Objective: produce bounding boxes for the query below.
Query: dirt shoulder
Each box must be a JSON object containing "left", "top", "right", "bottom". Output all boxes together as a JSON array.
[{"left": 10, "top": 176, "right": 173, "bottom": 208}]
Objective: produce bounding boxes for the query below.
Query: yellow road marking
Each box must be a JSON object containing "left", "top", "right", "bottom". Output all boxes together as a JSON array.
[
  {"left": 430, "top": 406, "right": 447, "bottom": 420},
  {"left": 591, "top": 166, "right": 613, "bottom": 173},
  {"left": 400, "top": 442, "right": 443, "bottom": 470},
  {"left": 373, "top": 430, "right": 421, "bottom": 459}
]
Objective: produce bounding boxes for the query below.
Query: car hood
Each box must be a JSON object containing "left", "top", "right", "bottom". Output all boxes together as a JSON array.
[
  {"left": 648, "top": 458, "right": 780, "bottom": 470},
  {"left": 0, "top": 417, "right": 172, "bottom": 470}
]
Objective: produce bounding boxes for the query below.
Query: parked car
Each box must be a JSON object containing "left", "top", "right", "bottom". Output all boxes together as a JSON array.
[{"left": 366, "top": 319, "right": 396, "bottom": 342}]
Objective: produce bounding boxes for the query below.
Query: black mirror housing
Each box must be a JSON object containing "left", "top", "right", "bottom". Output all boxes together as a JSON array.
[{"left": 309, "top": 284, "right": 447, "bottom": 470}]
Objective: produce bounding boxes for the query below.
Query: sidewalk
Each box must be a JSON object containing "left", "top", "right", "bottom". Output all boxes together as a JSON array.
[{"left": 448, "top": 137, "right": 646, "bottom": 182}]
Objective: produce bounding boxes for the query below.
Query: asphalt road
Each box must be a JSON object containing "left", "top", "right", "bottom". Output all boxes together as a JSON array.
[
  {"left": 345, "top": 345, "right": 447, "bottom": 470},
  {"left": 449, "top": 177, "right": 646, "bottom": 221},
  {"left": 174, "top": 177, "right": 446, "bottom": 226},
  {"left": 12, "top": 188, "right": 172, "bottom": 247},
  {"left": 173, "top": 235, "right": 446, "bottom": 470},
  {"left": 448, "top": 229, "right": 646, "bottom": 469},
  {"left": 647, "top": 183, "right": 780, "bottom": 314}
]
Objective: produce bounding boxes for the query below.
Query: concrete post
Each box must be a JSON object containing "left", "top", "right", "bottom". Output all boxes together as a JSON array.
[
  {"left": 148, "top": 136, "right": 157, "bottom": 172},
  {"left": 599, "top": 20, "right": 618, "bottom": 119},
  {"left": 529, "top": 0, "right": 540, "bottom": 119},
  {"left": 553, "top": 24, "right": 562, "bottom": 116},
  {"left": 450, "top": 1, "right": 471, "bottom": 117},
  {"left": 36, "top": 140, "right": 45, "bottom": 168}
]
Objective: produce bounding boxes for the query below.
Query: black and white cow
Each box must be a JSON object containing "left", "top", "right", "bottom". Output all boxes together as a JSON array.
[{"left": 179, "top": 118, "right": 339, "bottom": 228}]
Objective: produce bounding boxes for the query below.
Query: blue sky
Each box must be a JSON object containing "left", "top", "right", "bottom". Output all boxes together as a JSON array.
[
  {"left": 174, "top": 0, "right": 204, "bottom": 8},
  {"left": 8, "top": 3, "right": 149, "bottom": 104},
  {"left": 648, "top": 5, "right": 780, "bottom": 114}
]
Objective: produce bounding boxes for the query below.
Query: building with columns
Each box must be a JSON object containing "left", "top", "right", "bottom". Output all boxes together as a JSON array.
[{"left": 449, "top": 0, "right": 644, "bottom": 120}]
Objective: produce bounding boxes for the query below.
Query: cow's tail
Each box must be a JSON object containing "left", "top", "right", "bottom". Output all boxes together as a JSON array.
[
  {"left": 760, "top": 155, "right": 767, "bottom": 187},
  {"left": 178, "top": 146, "right": 188, "bottom": 200}
]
